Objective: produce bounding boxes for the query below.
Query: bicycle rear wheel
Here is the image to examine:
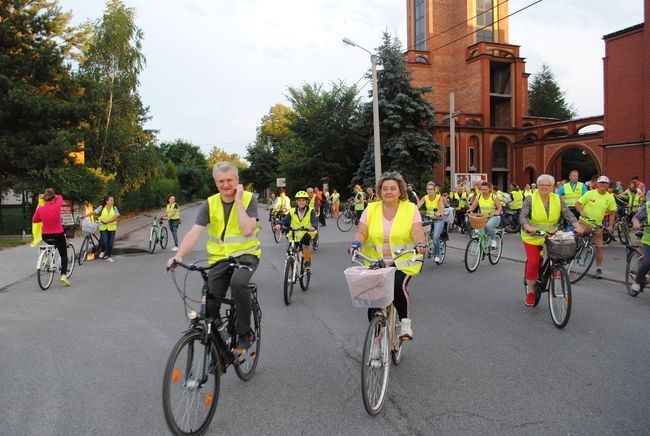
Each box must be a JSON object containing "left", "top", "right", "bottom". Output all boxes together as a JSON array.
[
  {"left": 149, "top": 228, "right": 157, "bottom": 254},
  {"left": 79, "top": 236, "right": 89, "bottom": 266},
  {"left": 548, "top": 264, "right": 572, "bottom": 329},
  {"left": 488, "top": 234, "right": 503, "bottom": 265},
  {"left": 162, "top": 330, "right": 220, "bottom": 436},
  {"left": 65, "top": 243, "right": 75, "bottom": 277},
  {"left": 567, "top": 243, "right": 595, "bottom": 284},
  {"left": 361, "top": 316, "right": 389, "bottom": 416},
  {"left": 160, "top": 227, "right": 169, "bottom": 249},
  {"left": 235, "top": 291, "right": 261, "bottom": 380},
  {"left": 625, "top": 250, "right": 643, "bottom": 297},
  {"left": 283, "top": 257, "right": 295, "bottom": 305},
  {"left": 464, "top": 238, "right": 481, "bottom": 273},
  {"left": 337, "top": 211, "right": 354, "bottom": 232},
  {"left": 37, "top": 250, "right": 55, "bottom": 290}
]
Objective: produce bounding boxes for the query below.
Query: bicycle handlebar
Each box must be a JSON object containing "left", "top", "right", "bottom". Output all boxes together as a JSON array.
[
  {"left": 350, "top": 248, "right": 418, "bottom": 268},
  {"left": 169, "top": 257, "right": 253, "bottom": 273}
]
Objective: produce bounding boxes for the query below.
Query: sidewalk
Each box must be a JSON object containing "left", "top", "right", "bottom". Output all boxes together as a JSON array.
[{"left": 0, "top": 203, "right": 200, "bottom": 291}]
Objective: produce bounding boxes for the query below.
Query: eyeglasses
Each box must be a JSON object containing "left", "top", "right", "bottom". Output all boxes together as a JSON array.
[
  {"left": 426, "top": 188, "right": 435, "bottom": 190},
  {"left": 538, "top": 184, "right": 554, "bottom": 187}
]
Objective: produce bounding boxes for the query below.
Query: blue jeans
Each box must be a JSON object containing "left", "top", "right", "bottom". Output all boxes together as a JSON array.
[
  {"left": 430, "top": 219, "right": 445, "bottom": 256},
  {"left": 485, "top": 216, "right": 501, "bottom": 243},
  {"left": 168, "top": 219, "right": 180, "bottom": 247},
  {"left": 100, "top": 229, "right": 116, "bottom": 258}
]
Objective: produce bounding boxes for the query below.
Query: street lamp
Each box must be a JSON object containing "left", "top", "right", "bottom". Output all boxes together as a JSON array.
[{"left": 343, "top": 37, "right": 381, "bottom": 183}]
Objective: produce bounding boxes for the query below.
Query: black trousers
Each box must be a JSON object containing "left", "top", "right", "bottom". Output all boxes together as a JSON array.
[
  {"left": 42, "top": 232, "right": 67, "bottom": 276},
  {"left": 367, "top": 269, "right": 411, "bottom": 321}
]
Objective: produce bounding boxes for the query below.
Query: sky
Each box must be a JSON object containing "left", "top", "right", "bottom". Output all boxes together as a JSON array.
[{"left": 57, "top": 0, "right": 645, "bottom": 158}]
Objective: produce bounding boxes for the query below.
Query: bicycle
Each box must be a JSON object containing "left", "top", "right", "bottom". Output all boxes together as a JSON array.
[
  {"left": 76, "top": 218, "right": 101, "bottom": 265},
  {"left": 337, "top": 201, "right": 359, "bottom": 232},
  {"left": 345, "top": 248, "right": 421, "bottom": 416},
  {"left": 566, "top": 219, "right": 602, "bottom": 284},
  {"left": 523, "top": 231, "right": 574, "bottom": 329},
  {"left": 145, "top": 214, "right": 168, "bottom": 254},
  {"left": 36, "top": 237, "right": 75, "bottom": 290},
  {"left": 270, "top": 210, "right": 286, "bottom": 243},
  {"left": 423, "top": 217, "right": 447, "bottom": 265},
  {"left": 502, "top": 205, "right": 521, "bottom": 234},
  {"left": 624, "top": 227, "right": 648, "bottom": 297},
  {"left": 163, "top": 257, "right": 262, "bottom": 436},
  {"left": 282, "top": 226, "right": 312, "bottom": 305},
  {"left": 464, "top": 213, "right": 504, "bottom": 273},
  {"left": 614, "top": 208, "right": 632, "bottom": 247}
]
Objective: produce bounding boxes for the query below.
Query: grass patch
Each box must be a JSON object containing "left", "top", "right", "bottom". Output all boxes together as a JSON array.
[{"left": 0, "top": 239, "right": 28, "bottom": 250}]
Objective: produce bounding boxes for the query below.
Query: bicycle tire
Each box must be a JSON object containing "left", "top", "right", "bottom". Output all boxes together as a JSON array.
[
  {"left": 504, "top": 215, "right": 520, "bottom": 234},
  {"left": 234, "top": 293, "right": 262, "bottom": 380},
  {"left": 160, "top": 227, "right": 169, "bottom": 249},
  {"left": 488, "top": 234, "right": 503, "bottom": 265},
  {"left": 567, "top": 243, "right": 595, "bottom": 284},
  {"left": 436, "top": 241, "right": 447, "bottom": 265},
  {"left": 425, "top": 228, "right": 434, "bottom": 259},
  {"left": 337, "top": 212, "right": 354, "bottom": 232},
  {"left": 391, "top": 316, "right": 404, "bottom": 365},
  {"left": 617, "top": 221, "right": 630, "bottom": 247},
  {"left": 299, "top": 259, "right": 311, "bottom": 291},
  {"left": 283, "top": 257, "right": 294, "bottom": 305},
  {"left": 65, "top": 243, "right": 75, "bottom": 278},
  {"left": 149, "top": 228, "right": 157, "bottom": 254},
  {"left": 162, "top": 330, "right": 220, "bottom": 436},
  {"left": 273, "top": 226, "right": 282, "bottom": 243},
  {"left": 602, "top": 229, "right": 614, "bottom": 245},
  {"left": 548, "top": 264, "right": 572, "bottom": 329},
  {"left": 361, "top": 316, "right": 389, "bottom": 416},
  {"left": 79, "top": 236, "right": 89, "bottom": 266},
  {"left": 625, "top": 250, "right": 642, "bottom": 297},
  {"left": 311, "top": 234, "right": 319, "bottom": 252},
  {"left": 522, "top": 266, "right": 542, "bottom": 307},
  {"left": 37, "top": 249, "right": 55, "bottom": 290},
  {"left": 464, "top": 238, "right": 481, "bottom": 273}
]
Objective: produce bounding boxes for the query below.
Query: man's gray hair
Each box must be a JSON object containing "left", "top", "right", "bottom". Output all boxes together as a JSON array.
[
  {"left": 213, "top": 162, "right": 238, "bottom": 178},
  {"left": 536, "top": 174, "right": 555, "bottom": 186}
]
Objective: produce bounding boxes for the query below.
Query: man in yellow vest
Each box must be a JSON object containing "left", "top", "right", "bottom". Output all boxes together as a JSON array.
[
  {"left": 557, "top": 170, "right": 588, "bottom": 220},
  {"left": 509, "top": 186, "right": 524, "bottom": 211},
  {"left": 168, "top": 162, "right": 261, "bottom": 353}
]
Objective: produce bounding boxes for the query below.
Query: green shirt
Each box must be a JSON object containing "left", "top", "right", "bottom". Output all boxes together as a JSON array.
[{"left": 577, "top": 190, "right": 617, "bottom": 225}]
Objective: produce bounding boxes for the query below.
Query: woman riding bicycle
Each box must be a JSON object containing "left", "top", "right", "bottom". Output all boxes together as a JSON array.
[
  {"left": 467, "top": 181, "right": 503, "bottom": 248},
  {"left": 520, "top": 174, "right": 585, "bottom": 306},
  {"left": 416, "top": 181, "right": 446, "bottom": 263},
  {"left": 348, "top": 171, "right": 426, "bottom": 340},
  {"left": 274, "top": 191, "right": 318, "bottom": 270},
  {"left": 31, "top": 188, "right": 70, "bottom": 286}
]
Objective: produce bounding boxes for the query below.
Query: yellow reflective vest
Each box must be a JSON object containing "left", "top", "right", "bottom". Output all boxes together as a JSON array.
[
  {"left": 166, "top": 203, "right": 180, "bottom": 220},
  {"left": 288, "top": 207, "right": 317, "bottom": 242},
  {"left": 478, "top": 195, "right": 497, "bottom": 217},
  {"left": 99, "top": 206, "right": 117, "bottom": 231},
  {"left": 424, "top": 194, "right": 442, "bottom": 218},
  {"left": 510, "top": 190, "right": 523, "bottom": 210},
  {"left": 563, "top": 182, "right": 584, "bottom": 207},
  {"left": 520, "top": 192, "right": 561, "bottom": 246}
]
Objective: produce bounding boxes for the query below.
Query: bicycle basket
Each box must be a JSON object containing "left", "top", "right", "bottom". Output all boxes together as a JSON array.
[
  {"left": 344, "top": 266, "right": 396, "bottom": 308},
  {"left": 81, "top": 219, "right": 99, "bottom": 233},
  {"left": 545, "top": 237, "right": 577, "bottom": 260},
  {"left": 468, "top": 213, "right": 487, "bottom": 229}
]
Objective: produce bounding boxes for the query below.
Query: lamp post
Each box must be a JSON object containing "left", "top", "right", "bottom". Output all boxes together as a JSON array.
[
  {"left": 443, "top": 92, "right": 461, "bottom": 188},
  {"left": 343, "top": 37, "right": 381, "bottom": 183}
]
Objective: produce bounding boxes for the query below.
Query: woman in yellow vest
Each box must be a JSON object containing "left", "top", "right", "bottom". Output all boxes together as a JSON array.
[
  {"left": 468, "top": 181, "right": 503, "bottom": 248},
  {"left": 349, "top": 172, "right": 426, "bottom": 340},
  {"left": 162, "top": 194, "right": 181, "bottom": 251},
  {"left": 520, "top": 174, "right": 585, "bottom": 306},
  {"left": 93, "top": 196, "right": 120, "bottom": 262},
  {"left": 416, "top": 181, "right": 446, "bottom": 263}
]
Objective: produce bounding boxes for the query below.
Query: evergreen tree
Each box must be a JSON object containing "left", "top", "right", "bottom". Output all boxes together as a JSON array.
[
  {"left": 528, "top": 63, "right": 577, "bottom": 120},
  {"left": 353, "top": 33, "right": 442, "bottom": 188}
]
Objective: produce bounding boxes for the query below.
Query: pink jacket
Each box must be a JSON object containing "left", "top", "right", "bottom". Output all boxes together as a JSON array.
[{"left": 32, "top": 195, "right": 64, "bottom": 234}]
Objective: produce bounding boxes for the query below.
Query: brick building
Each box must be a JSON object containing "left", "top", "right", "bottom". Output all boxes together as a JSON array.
[{"left": 404, "top": 0, "right": 648, "bottom": 189}]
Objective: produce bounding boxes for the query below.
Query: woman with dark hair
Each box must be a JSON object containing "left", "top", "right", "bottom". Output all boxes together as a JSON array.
[
  {"left": 349, "top": 172, "right": 427, "bottom": 339},
  {"left": 162, "top": 194, "right": 181, "bottom": 251},
  {"left": 32, "top": 188, "right": 70, "bottom": 286},
  {"left": 88, "top": 196, "right": 120, "bottom": 262}
]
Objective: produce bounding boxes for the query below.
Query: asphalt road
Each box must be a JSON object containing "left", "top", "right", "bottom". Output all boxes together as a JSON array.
[{"left": 1, "top": 206, "right": 649, "bottom": 435}]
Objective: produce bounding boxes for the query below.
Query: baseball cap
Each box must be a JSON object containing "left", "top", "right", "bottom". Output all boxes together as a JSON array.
[{"left": 597, "top": 176, "right": 610, "bottom": 183}]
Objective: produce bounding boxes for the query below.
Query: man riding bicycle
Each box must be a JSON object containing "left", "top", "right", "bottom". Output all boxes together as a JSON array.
[
  {"left": 274, "top": 191, "right": 318, "bottom": 271},
  {"left": 167, "top": 162, "right": 261, "bottom": 354}
]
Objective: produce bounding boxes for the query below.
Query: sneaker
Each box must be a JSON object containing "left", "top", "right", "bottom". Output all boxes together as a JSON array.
[
  {"left": 60, "top": 274, "right": 71, "bottom": 287},
  {"left": 399, "top": 318, "right": 413, "bottom": 340},
  {"left": 434, "top": 255, "right": 441, "bottom": 263},
  {"left": 631, "top": 282, "right": 641, "bottom": 292},
  {"left": 304, "top": 261, "right": 311, "bottom": 271},
  {"left": 235, "top": 333, "right": 253, "bottom": 354},
  {"left": 595, "top": 268, "right": 603, "bottom": 279},
  {"left": 105, "top": 257, "right": 114, "bottom": 263},
  {"left": 99, "top": 252, "right": 105, "bottom": 259},
  {"left": 171, "top": 246, "right": 178, "bottom": 252},
  {"left": 525, "top": 291, "right": 536, "bottom": 307},
  {"left": 490, "top": 240, "right": 498, "bottom": 249}
]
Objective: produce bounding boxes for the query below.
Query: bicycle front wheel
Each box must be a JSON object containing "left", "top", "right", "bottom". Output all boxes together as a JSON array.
[
  {"left": 361, "top": 316, "right": 389, "bottom": 416},
  {"left": 273, "top": 226, "right": 282, "bottom": 243},
  {"left": 436, "top": 241, "right": 447, "bottom": 265},
  {"left": 337, "top": 211, "right": 354, "bottom": 232},
  {"left": 37, "top": 250, "right": 55, "bottom": 290},
  {"left": 548, "top": 264, "right": 572, "bottom": 329},
  {"left": 625, "top": 250, "right": 643, "bottom": 297},
  {"left": 488, "top": 234, "right": 503, "bottom": 265},
  {"left": 235, "top": 293, "right": 262, "bottom": 381},
  {"left": 160, "top": 227, "right": 169, "bottom": 249},
  {"left": 65, "top": 243, "right": 75, "bottom": 277},
  {"left": 617, "top": 221, "right": 630, "bottom": 247},
  {"left": 162, "top": 330, "right": 220, "bottom": 436},
  {"left": 283, "top": 257, "right": 295, "bottom": 305},
  {"left": 464, "top": 238, "right": 481, "bottom": 273},
  {"left": 79, "top": 236, "right": 89, "bottom": 265},
  {"left": 567, "top": 243, "right": 595, "bottom": 284},
  {"left": 149, "top": 228, "right": 157, "bottom": 254},
  {"left": 299, "top": 259, "right": 311, "bottom": 291}
]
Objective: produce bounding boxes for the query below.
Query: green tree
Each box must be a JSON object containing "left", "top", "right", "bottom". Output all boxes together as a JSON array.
[
  {"left": 353, "top": 33, "right": 443, "bottom": 188},
  {"left": 79, "top": 0, "right": 160, "bottom": 191},
  {"left": 0, "top": 0, "right": 91, "bottom": 195},
  {"left": 158, "top": 139, "right": 210, "bottom": 200},
  {"left": 528, "top": 63, "right": 577, "bottom": 120},
  {"left": 206, "top": 146, "right": 248, "bottom": 170}
]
